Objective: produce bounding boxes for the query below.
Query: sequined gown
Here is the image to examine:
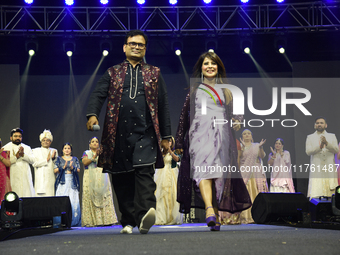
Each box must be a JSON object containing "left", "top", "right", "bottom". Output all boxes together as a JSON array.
[
  {"left": 154, "top": 152, "right": 183, "bottom": 225},
  {"left": 81, "top": 150, "right": 118, "bottom": 227},
  {"left": 175, "top": 86, "right": 252, "bottom": 214}
]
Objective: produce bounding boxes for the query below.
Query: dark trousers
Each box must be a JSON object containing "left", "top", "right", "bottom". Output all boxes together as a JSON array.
[{"left": 111, "top": 165, "right": 156, "bottom": 228}]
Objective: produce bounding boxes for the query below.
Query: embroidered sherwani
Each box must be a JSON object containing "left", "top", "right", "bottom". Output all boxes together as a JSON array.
[
  {"left": 32, "top": 147, "right": 58, "bottom": 196},
  {"left": 306, "top": 130, "right": 339, "bottom": 198},
  {"left": 86, "top": 59, "right": 172, "bottom": 228},
  {"left": 2, "top": 142, "right": 35, "bottom": 197},
  {"left": 87, "top": 60, "right": 172, "bottom": 172}
]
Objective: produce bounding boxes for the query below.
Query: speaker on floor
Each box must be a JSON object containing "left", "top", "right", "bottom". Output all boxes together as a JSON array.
[
  {"left": 21, "top": 196, "right": 72, "bottom": 228},
  {"left": 309, "top": 196, "right": 333, "bottom": 222},
  {"left": 251, "top": 192, "right": 310, "bottom": 224}
]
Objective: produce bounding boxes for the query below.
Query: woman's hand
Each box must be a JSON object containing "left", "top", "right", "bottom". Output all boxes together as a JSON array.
[
  {"left": 232, "top": 118, "right": 241, "bottom": 131},
  {"left": 259, "top": 139, "right": 266, "bottom": 147}
]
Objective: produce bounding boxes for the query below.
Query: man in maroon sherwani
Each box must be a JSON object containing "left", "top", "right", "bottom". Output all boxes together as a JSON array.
[{"left": 86, "top": 30, "right": 172, "bottom": 234}]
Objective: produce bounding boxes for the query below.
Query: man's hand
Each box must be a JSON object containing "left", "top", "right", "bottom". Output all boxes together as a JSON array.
[
  {"left": 16, "top": 146, "right": 24, "bottom": 159},
  {"left": 86, "top": 116, "right": 99, "bottom": 131},
  {"left": 320, "top": 135, "right": 328, "bottom": 148}
]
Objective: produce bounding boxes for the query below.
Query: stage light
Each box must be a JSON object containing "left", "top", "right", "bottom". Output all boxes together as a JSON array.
[
  {"left": 332, "top": 185, "right": 340, "bottom": 216},
  {"left": 25, "top": 39, "right": 38, "bottom": 56},
  {"left": 277, "top": 0, "right": 285, "bottom": 3},
  {"left": 169, "top": 0, "right": 177, "bottom": 5},
  {"left": 63, "top": 41, "right": 75, "bottom": 57},
  {"left": 240, "top": 37, "right": 252, "bottom": 54},
  {"left": 205, "top": 39, "right": 217, "bottom": 53},
  {"left": 1, "top": 192, "right": 23, "bottom": 229},
  {"left": 100, "top": 40, "right": 112, "bottom": 57},
  {"left": 203, "top": 0, "right": 212, "bottom": 4},
  {"left": 172, "top": 40, "right": 183, "bottom": 56},
  {"left": 240, "top": 0, "right": 249, "bottom": 3},
  {"left": 275, "top": 35, "right": 287, "bottom": 54},
  {"left": 336, "top": 185, "right": 340, "bottom": 206},
  {"left": 137, "top": 0, "right": 146, "bottom": 4},
  {"left": 100, "top": 0, "right": 109, "bottom": 4},
  {"left": 65, "top": 0, "right": 74, "bottom": 6},
  {"left": 24, "top": 0, "right": 34, "bottom": 4}
]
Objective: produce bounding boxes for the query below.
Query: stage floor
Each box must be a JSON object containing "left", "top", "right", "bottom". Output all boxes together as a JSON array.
[{"left": 0, "top": 223, "right": 339, "bottom": 254}]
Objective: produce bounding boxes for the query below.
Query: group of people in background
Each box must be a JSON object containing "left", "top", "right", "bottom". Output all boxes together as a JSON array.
[
  {"left": 0, "top": 128, "right": 118, "bottom": 227},
  {"left": 1, "top": 29, "right": 339, "bottom": 234}
]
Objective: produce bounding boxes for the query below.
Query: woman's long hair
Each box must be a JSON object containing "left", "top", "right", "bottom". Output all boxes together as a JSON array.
[{"left": 191, "top": 51, "right": 232, "bottom": 105}]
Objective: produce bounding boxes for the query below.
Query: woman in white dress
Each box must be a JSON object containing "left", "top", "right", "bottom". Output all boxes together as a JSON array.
[
  {"left": 154, "top": 136, "right": 182, "bottom": 225},
  {"left": 81, "top": 137, "right": 118, "bottom": 227},
  {"left": 268, "top": 138, "right": 295, "bottom": 193}
]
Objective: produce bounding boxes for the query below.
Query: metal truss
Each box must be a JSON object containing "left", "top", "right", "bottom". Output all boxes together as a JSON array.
[{"left": 0, "top": 1, "right": 339, "bottom": 37}]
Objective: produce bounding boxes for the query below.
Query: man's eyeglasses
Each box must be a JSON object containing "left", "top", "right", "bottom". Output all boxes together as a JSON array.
[{"left": 127, "top": 42, "right": 146, "bottom": 49}]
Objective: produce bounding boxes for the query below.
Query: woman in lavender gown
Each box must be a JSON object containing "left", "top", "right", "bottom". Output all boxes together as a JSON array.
[
  {"left": 268, "top": 138, "right": 295, "bottom": 193},
  {"left": 175, "top": 51, "right": 251, "bottom": 231}
]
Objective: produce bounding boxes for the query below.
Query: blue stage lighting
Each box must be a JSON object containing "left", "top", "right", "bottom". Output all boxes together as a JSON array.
[
  {"left": 240, "top": 0, "right": 249, "bottom": 3},
  {"left": 277, "top": 0, "right": 285, "bottom": 3},
  {"left": 203, "top": 0, "right": 212, "bottom": 4},
  {"left": 100, "top": 0, "right": 109, "bottom": 4},
  {"left": 65, "top": 0, "right": 74, "bottom": 6},
  {"left": 169, "top": 0, "right": 178, "bottom": 5},
  {"left": 137, "top": 0, "right": 146, "bottom": 4},
  {"left": 24, "top": 0, "right": 34, "bottom": 4}
]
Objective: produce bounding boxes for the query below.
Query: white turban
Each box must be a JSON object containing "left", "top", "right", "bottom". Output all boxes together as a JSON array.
[{"left": 39, "top": 129, "right": 53, "bottom": 142}]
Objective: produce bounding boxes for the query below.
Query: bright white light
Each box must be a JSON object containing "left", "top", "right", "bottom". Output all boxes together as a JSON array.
[
  {"left": 203, "top": 0, "right": 212, "bottom": 3},
  {"left": 28, "top": 49, "right": 35, "bottom": 56},
  {"left": 240, "top": 0, "right": 249, "bottom": 3},
  {"left": 65, "top": 0, "right": 74, "bottom": 6},
  {"left": 24, "top": 0, "right": 34, "bottom": 4},
  {"left": 175, "top": 49, "right": 181, "bottom": 56},
  {"left": 208, "top": 49, "right": 214, "bottom": 53},
  {"left": 244, "top": 47, "right": 250, "bottom": 54},
  {"left": 67, "top": 51, "right": 73, "bottom": 57},
  {"left": 102, "top": 50, "right": 109, "bottom": 56},
  {"left": 279, "top": 47, "right": 285, "bottom": 54},
  {"left": 6, "top": 193, "right": 16, "bottom": 202},
  {"left": 169, "top": 0, "right": 177, "bottom": 4},
  {"left": 137, "top": 0, "right": 145, "bottom": 4},
  {"left": 100, "top": 0, "right": 109, "bottom": 4},
  {"left": 277, "top": 0, "right": 284, "bottom": 3}
]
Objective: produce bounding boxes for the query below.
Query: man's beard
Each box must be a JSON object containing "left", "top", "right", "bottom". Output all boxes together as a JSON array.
[{"left": 12, "top": 140, "right": 21, "bottom": 145}]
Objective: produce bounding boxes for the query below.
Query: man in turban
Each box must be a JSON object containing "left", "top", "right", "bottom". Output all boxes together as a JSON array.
[{"left": 32, "top": 129, "right": 58, "bottom": 196}]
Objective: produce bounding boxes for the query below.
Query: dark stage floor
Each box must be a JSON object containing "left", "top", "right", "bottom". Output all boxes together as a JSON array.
[{"left": 0, "top": 223, "right": 339, "bottom": 254}]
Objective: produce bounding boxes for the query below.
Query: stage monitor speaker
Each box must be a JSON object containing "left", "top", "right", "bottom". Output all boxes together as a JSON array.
[
  {"left": 309, "top": 196, "right": 333, "bottom": 221},
  {"left": 21, "top": 196, "right": 72, "bottom": 228},
  {"left": 251, "top": 192, "right": 310, "bottom": 224}
]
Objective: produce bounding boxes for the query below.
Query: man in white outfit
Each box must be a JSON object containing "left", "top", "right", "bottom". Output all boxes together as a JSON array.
[
  {"left": 2, "top": 128, "right": 35, "bottom": 197},
  {"left": 32, "top": 130, "right": 58, "bottom": 196},
  {"left": 306, "top": 117, "right": 339, "bottom": 199}
]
